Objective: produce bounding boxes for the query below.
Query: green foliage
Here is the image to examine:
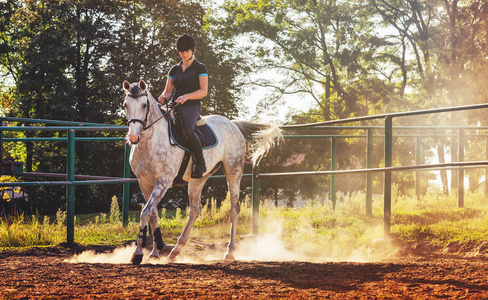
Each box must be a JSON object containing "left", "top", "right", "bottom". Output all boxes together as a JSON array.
[
  {"left": 109, "top": 196, "right": 121, "bottom": 224},
  {"left": 0, "top": 0, "right": 249, "bottom": 214},
  {"left": 55, "top": 208, "right": 66, "bottom": 227},
  {"left": 220, "top": 0, "right": 388, "bottom": 120},
  {"left": 75, "top": 220, "right": 138, "bottom": 246},
  {"left": 3, "top": 191, "right": 487, "bottom": 256},
  {"left": 0, "top": 212, "right": 64, "bottom": 247},
  {"left": 213, "top": 0, "right": 488, "bottom": 205},
  {"left": 391, "top": 189, "right": 488, "bottom": 246}
]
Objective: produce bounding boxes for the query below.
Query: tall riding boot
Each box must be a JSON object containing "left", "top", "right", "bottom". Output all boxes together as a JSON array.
[{"left": 187, "top": 133, "right": 206, "bottom": 178}]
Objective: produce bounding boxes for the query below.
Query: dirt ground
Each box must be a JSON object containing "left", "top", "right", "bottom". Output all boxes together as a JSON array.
[{"left": 1, "top": 241, "right": 488, "bottom": 299}]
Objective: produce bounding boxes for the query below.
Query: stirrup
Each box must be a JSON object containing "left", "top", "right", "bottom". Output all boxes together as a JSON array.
[{"left": 191, "top": 163, "right": 206, "bottom": 179}]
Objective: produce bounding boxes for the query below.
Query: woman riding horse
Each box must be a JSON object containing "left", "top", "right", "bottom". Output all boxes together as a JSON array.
[
  {"left": 124, "top": 79, "right": 282, "bottom": 264},
  {"left": 124, "top": 36, "right": 282, "bottom": 265},
  {"left": 158, "top": 34, "right": 207, "bottom": 178}
]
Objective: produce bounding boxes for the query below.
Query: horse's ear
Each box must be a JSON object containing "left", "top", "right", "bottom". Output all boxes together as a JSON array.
[
  {"left": 139, "top": 80, "right": 147, "bottom": 91},
  {"left": 123, "top": 80, "right": 130, "bottom": 92}
]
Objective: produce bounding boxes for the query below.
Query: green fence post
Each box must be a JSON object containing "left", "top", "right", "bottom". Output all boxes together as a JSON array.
[
  {"left": 330, "top": 137, "right": 337, "bottom": 209},
  {"left": 252, "top": 163, "right": 260, "bottom": 235},
  {"left": 384, "top": 117, "right": 393, "bottom": 238},
  {"left": 122, "top": 143, "right": 131, "bottom": 226},
  {"left": 415, "top": 136, "right": 421, "bottom": 200},
  {"left": 458, "top": 129, "right": 464, "bottom": 208},
  {"left": 66, "top": 129, "right": 76, "bottom": 246},
  {"left": 366, "top": 128, "right": 373, "bottom": 216}
]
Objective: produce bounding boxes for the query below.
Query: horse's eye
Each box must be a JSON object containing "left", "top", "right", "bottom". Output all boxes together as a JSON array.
[{"left": 142, "top": 103, "right": 147, "bottom": 109}]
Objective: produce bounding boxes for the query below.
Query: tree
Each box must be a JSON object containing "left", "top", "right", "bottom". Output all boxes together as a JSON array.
[
  {"left": 0, "top": 0, "right": 249, "bottom": 214},
  {"left": 217, "top": 0, "right": 488, "bottom": 203},
  {"left": 221, "top": 0, "right": 401, "bottom": 120},
  {"left": 372, "top": 0, "right": 488, "bottom": 194},
  {"left": 218, "top": 0, "right": 409, "bottom": 203}
]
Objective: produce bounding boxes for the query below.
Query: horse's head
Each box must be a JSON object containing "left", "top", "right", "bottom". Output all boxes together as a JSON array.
[{"left": 123, "top": 80, "right": 149, "bottom": 145}]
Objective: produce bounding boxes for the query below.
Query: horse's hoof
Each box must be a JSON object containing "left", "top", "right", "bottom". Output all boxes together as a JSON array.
[
  {"left": 148, "top": 254, "right": 160, "bottom": 260},
  {"left": 131, "top": 254, "right": 144, "bottom": 265},
  {"left": 167, "top": 246, "right": 181, "bottom": 261},
  {"left": 166, "top": 255, "right": 176, "bottom": 263},
  {"left": 160, "top": 244, "right": 175, "bottom": 256},
  {"left": 223, "top": 252, "right": 235, "bottom": 261},
  {"left": 148, "top": 247, "right": 161, "bottom": 259},
  {"left": 167, "top": 250, "right": 179, "bottom": 263}
]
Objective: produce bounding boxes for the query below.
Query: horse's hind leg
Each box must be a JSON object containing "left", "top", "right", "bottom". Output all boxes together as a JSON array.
[
  {"left": 224, "top": 173, "right": 242, "bottom": 261},
  {"left": 167, "top": 177, "right": 206, "bottom": 261}
]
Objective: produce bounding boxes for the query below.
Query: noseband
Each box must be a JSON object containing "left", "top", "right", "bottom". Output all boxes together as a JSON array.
[{"left": 126, "top": 90, "right": 152, "bottom": 129}]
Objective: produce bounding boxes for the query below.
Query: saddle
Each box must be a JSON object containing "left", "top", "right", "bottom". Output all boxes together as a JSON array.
[
  {"left": 162, "top": 108, "right": 218, "bottom": 186},
  {"left": 167, "top": 110, "right": 218, "bottom": 151}
]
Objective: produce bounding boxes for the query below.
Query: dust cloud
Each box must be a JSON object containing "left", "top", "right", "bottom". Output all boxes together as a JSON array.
[
  {"left": 65, "top": 223, "right": 394, "bottom": 265},
  {"left": 66, "top": 245, "right": 141, "bottom": 264}
]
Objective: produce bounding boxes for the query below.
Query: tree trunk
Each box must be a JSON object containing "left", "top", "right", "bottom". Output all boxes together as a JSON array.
[
  {"left": 450, "top": 134, "right": 458, "bottom": 192},
  {"left": 25, "top": 142, "right": 33, "bottom": 173},
  {"left": 468, "top": 173, "right": 478, "bottom": 193},
  {"left": 445, "top": 1, "right": 460, "bottom": 193},
  {"left": 437, "top": 143, "right": 449, "bottom": 195}
]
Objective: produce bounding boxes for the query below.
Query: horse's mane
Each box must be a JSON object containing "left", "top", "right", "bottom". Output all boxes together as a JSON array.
[{"left": 143, "top": 89, "right": 160, "bottom": 109}]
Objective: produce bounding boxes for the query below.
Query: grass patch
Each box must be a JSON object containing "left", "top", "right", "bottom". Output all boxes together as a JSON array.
[
  {"left": 0, "top": 213, "right": 65, "bottom": 247},
  {"left": 391, "top": 189, "right": 488, "bottom": 247},
  {"left": 1, "top": 190, "right": 488, "bottom": 254}
]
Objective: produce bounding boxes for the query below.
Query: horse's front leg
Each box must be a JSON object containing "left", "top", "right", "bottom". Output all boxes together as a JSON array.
[
  {"left": 131, "top": 181, "right": 170, "bottom": 265},
  {"left": 168, "top": 178, "right": 206, "bottom": 261},
  {"left": 147, "top": 211, "right": 167, "bottom": 259}
]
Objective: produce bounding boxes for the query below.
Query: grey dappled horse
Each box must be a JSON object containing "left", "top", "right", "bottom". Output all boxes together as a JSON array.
[{"left": 123, "top": 80, "right": 282, "bottom": 264}]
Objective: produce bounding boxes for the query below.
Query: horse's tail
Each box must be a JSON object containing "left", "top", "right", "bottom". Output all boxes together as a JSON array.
[{"left": 231, "top": 120, "right": 283, "bottom": 166}]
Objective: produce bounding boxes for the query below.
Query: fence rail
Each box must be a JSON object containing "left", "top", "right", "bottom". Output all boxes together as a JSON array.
[
  {"left": 2, "top": 103, "right": 488, "bottom": 243},
  {"left": 0, "top": 118, "right": 133, "bottom": 245},
  {"left": 251, "top": 103, "right": 488, "bottom": 237}
]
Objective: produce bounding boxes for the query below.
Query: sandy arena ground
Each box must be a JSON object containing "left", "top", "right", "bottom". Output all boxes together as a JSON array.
[{"left": 1, "top": 239, "right": 488, "bottom": 299}]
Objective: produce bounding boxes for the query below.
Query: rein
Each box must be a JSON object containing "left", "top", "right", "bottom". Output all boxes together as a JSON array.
[{"left": 162, "top": 101, "right": 179, "bottom": 147}]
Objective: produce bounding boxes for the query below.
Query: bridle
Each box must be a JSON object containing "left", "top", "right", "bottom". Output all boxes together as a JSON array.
[
  {"left": 125, "top": 86, "right": 180, "bottom": 146},
  {"left": 125, "top": 91, "right": 164, "bottom": 131}
]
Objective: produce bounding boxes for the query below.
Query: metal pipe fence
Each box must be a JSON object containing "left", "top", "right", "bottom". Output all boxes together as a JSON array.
[
  {"left": 2, "top": 102, "right": 488, "bottom": 243},
  {"left": 0, "top": 117, "right": 134, "bottom": 245},
  {"left": 251, "top": 103, "right": 488, "bottom": 238}
]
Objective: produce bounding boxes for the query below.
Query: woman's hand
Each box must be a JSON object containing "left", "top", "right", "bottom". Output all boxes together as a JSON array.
[
  {"left": 172, "top": 76, "right": 207, "bottom": 105},
  {"left": 175, "top": 95, "right": 189, "bottom": 105},
  {"left": 158, "top": 94, "right": 167, "bottom": 103}
]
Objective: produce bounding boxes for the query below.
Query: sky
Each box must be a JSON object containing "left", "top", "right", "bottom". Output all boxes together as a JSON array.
[{"left": 241, "top": 74, "right": 315, "bottom": 123}]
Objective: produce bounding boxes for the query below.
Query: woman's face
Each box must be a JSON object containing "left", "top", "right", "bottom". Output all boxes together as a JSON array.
[{"left": 178, "top": 49, "right": 193, "bottom": 61}]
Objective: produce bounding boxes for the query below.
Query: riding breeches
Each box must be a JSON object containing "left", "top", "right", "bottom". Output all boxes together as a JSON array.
[
  {"left": 175, "top": 104, "right": 201, "bottom": 140},
  {"left": 174, "top": 104, "right": 205, "bottom": 168}
]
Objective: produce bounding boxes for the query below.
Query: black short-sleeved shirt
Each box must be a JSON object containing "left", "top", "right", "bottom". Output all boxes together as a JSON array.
[{"left": 168, "top": 59, "right": 208, "bottom": 106}]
